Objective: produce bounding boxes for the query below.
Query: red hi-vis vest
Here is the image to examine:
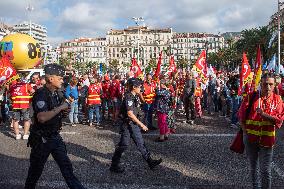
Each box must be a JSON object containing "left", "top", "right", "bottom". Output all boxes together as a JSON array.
[
  {"left": 241, "top": 93, "right": 284, "bottom": 147},
  {"left": 143, "top": 81, "right": 156, "bottom": 104},
  {"left": 87, "top": 83, "right": 102, "bottom": 105},
  {"left": 10, "top": 82, "right": 32, "bottom": 109}
]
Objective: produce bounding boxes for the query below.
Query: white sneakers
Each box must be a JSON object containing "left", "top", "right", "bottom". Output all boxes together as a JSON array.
[
  {"left": 15, "top": 134, "right": 21, "bottom": 140},
  {"left": 23, "top": 135, "right": 29, "bottom": 140},
  {"left": 15, "top": 134, "right": 29, "bottom": 140}
]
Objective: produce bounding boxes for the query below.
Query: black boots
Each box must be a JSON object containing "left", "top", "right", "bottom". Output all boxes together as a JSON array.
[
  {"left": 110, "top": 164, "right": 125, "bottom": 173},
  {"left": 147, "top": 157, "right": 163, "bottom": 170}
]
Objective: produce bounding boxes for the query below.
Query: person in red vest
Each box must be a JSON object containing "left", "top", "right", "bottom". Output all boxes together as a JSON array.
[
  {"left": 142, "top": 73, "right": 157, "bottom": 130},
  {"left": 9, "top": 77, "right": 34, "bottom": 140},
  {"left": 238, "top": 73, "right": 284, "bottom": 189},
  {"left": 194, "top": 77, "right": 202, "bottom": 118},
  {"left": 86, "top": 77, "right": 102, "bottom": 126},
  {"left": 101, "top": 75, "right": 111, "bottom": 121},
  {"left": 30, "top": 73, "right": 41, "bottom": 91},
  {"left": 110, "top": 75, "right": 123, "bottom": 123}
]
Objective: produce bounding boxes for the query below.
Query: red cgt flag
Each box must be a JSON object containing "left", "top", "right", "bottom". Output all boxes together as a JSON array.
[
  {"left": 0, "top": 56, "right": 19, "bottom": 85},
  {"left": 130, "top": 57, "right": 143, "bottom": 78},
  {"left": 192, "top": 50, "right": 207, "bottom": 82},
  {"left": 238, "top": 53, "right": 252, "bottom": 96},
  {"left": 168, "top": 55, "right": 177, "bottom": 77},
  {"left": 153, "top": 51, "right": 163, "bottom": 79}
]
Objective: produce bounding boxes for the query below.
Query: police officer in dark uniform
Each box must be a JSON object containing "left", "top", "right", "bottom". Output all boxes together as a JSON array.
[
  {"left": 25, "top": 64, "right": 86, "bottom": 189},
  {"left": 110, "top": 78, "right": 162, "bottom": 173}
]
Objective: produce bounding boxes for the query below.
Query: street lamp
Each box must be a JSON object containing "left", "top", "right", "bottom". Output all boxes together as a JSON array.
[
  {"left": 132, "top": 17, "right": 144, "bottom": 67},
  {"left": 278, "top": 0, "right": 284, "bottom": 73},
  {"left": 26, "top": 3, "right": 34, "bottom": 36}
]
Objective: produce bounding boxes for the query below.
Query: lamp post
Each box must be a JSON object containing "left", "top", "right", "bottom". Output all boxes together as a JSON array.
[
  {"left": 132, "top": 17, "right": 144, "bottom": 67},
  {"left": 26, "top": 3, "right": 34, "bottom": 36},
  {"left": 278, "top": 0, "right": 284, "bottom": 73}
]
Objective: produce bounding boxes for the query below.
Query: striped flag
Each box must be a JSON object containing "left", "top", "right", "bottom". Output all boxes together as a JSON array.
[{"left": 251, "top": 46, "right": 262, "bottom": 91}]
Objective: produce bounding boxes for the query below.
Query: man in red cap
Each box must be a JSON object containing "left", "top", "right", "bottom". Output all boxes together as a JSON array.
[{"left": 101, "top": 74, "right": 111, "bottom": 121}]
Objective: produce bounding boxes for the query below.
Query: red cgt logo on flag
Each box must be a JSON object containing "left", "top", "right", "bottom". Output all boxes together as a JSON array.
[{"left": 0, "top": 56, "right": 18, "bottom": 85}]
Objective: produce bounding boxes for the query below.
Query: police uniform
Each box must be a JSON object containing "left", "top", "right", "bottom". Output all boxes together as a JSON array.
[
  {"left": 110, "top": 78, "right": 162, "bottom": 173},
  {"left": 25, "top": 64, "right": 85, "bottom": 189}
]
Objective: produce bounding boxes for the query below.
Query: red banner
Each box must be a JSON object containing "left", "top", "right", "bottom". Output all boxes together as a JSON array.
[
  {"left": 130, "top": 57, "right": 143, "bottom": 78},
  {"left": 251, "top": 45, "right": 262, "bottom": 91},
  {"left": 238, "top": 53, "right": 252, "bottom": 96},
  {"left": 0, "top": 56, "right": 19, "bottom": 85},
  {"left": 153, "top": 51, "right": 162, "bottom": 79},
  {"left": 192, "top": 50, "right": 207, "bottom": 82}
]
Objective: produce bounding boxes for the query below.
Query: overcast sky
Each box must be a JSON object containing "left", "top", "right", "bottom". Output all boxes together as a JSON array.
[{"left": 0, "top": 0, "right": 278, "bottom": 46}]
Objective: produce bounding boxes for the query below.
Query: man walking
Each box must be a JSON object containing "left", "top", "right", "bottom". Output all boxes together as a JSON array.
[{"left": 25, "top": 64, "right": 85, "bottom": 189}]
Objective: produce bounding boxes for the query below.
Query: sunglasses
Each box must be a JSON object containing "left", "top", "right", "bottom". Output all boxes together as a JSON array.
[{"left": 263, "top": 83, "right": 274, "bottom": 86}]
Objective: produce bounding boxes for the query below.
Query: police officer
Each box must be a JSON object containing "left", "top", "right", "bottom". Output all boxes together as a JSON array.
[
  {"left": 25, "top": 64, "right": 85, "bottom": 189},
  {"left": 110, "top": 78, "right": 162, "bottom": 173}
]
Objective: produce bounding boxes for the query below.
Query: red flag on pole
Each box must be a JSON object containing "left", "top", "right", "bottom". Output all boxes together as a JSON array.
[
  {"left": 168, "top": 55, "right": 177, "bottom": 77},
  {"left": 251, "top": 45, "right": 262, "bottom": 91},
  {"left": 153, "top": 51, "right": 162, "bottom": 79},
  {"left": 0, "top": 56, "right": 19, "bottom": 85},
  {"left": 130, "top": 57, "right": 143, "bottom": 78},
  {"left": 192, "top": 50, "right": 207, "bottom": 82},
  {"left": 238, "top": 53, "right": 252, "bottom": 96}
]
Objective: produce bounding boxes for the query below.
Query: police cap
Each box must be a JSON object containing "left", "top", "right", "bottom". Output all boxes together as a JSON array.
[
  {"left": 128, "top": 78, "right": 143, "bottom": 87},
  {"left": 44, "top": 64, "right": 65, "bottom": 77}
]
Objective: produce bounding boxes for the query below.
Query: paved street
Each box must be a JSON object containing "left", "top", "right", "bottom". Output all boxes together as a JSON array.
[{"left": 1, "top": 113, "right": 284, "bottom": 189}]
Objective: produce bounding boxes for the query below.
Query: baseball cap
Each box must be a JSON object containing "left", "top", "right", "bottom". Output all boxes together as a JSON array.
[
  {"left": 44, "top": 64, "right": 65, "bottom": 77},
  {"left": 128, "top": 78, "right": 143, "bottom": 87}
]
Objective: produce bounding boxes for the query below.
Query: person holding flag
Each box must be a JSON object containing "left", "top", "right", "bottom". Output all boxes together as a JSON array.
[{"left": 238, "top": 73, "right": 284, "bottom": 189}]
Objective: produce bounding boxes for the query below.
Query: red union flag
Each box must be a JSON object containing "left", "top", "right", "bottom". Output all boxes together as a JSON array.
[
  {"left": 192, "top": 50, "right": 207, "bottom": 82},
  {"left": 168, "top": 55, "right": 176, "bottom": 77},
  {"left": 130, "top": 57, "right": 143, "bottom": 78},
  {"left": 154, "top": 51, "right": 163, "bottom": 79},
  {"left": 0, "top": 56, "right": 19, "bottom": 85},
  {"left": 251, "top": 45, "right": 262, "bottom": 91},
  {"left": 238, "top": 52, "right": 252, "bottom": 96}
]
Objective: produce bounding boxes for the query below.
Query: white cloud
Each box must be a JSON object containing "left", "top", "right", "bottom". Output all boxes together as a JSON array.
[
  {"left": 0, "top": 0, "right": 278, "bottom": 44},
  {"left": 47, "top": 36, "right": 66, "bottom": 47},
  {"left": 0, "top": 0, "right": 51, "bottom": 24}
]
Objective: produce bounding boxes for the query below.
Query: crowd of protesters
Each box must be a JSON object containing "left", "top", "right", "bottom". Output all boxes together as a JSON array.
[
  {"left": 0, "top": 67, "right": 283, "bottom": 141},
  {"left": 0, "top": 65, "right": 284, "bottom": 188}
]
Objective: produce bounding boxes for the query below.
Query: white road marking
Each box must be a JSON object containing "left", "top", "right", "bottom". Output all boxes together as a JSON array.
[{"left": 1, "top": 130, "right": 235, "bottom": 137}]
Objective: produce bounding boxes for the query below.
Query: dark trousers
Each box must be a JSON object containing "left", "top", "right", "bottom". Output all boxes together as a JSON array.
[
  {"left": 111, "top": 122, "right": 150, "bottom": 166},
  {"left": 25, "top": 134, "right": 85, "bottom": 189},
  {"left": 244, "top": 135, "right": 273, "bottom": 189},
  {"left": 184, "top": 96, "right": 195, "bottom": 121},
  {"left": 143, "top": 103, "right": 154, "bottom": 128}
]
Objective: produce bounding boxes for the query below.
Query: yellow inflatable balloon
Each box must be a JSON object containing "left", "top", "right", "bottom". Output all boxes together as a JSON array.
[{"left": 0, "top": 33, "right": 41, "bottom": 70}]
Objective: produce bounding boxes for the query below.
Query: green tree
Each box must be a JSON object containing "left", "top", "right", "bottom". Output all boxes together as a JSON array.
[
  {"left": 177, "top": 57, "right": 189, "bottom": 69},
  {"left": 109, "top": 59, "right": 120, "bottom": 73},
  {"left": 145, "top": 58, "right": 157, "bottom": 74}
]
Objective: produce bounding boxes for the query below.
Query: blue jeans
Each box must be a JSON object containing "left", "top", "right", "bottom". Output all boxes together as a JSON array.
[
  {"left": 69, "top": 100, "right": 78, "bottom": 124},
  {"left": 143, "top": 103, "right": 154, "bottom": 128},
  {"left": 88, "top": 105, "right": 101, "bottom": 123},
  {"left": 231, "top": 96, "right": 241, "bottom": 124},
  {"left": 25, "top": 134, "right": 85, "bottom": 189},
  {"left": 244, "top": 134, "right": 273, "bottom": 189}
]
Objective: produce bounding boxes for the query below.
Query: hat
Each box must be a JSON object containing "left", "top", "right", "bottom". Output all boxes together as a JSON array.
[
  {"left": 44, "top": 64, "right": 65, "bottom": 77},
  {"left": 128, "top": 78, "right": 142, "bottom": 87}
]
